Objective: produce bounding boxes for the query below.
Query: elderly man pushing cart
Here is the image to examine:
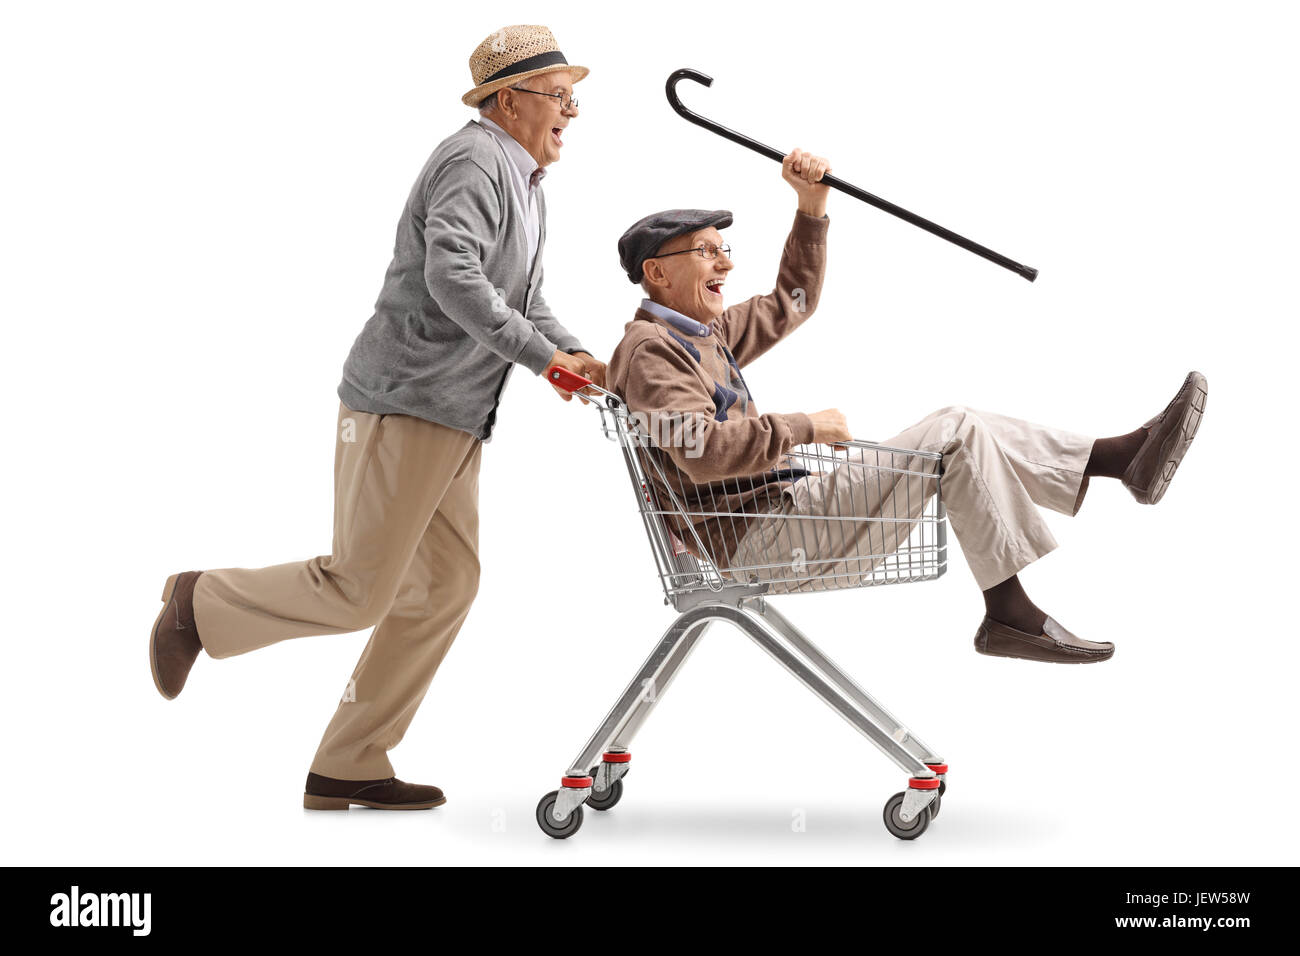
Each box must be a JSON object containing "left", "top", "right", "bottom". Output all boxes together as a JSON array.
[{"left": 147, "top": 25, "right": 606, "bottom": 811}]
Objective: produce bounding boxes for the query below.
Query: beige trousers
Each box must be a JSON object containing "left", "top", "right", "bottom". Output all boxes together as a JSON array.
[
  {"left": 731, "top": 405, "right": 1094, "bottom": 593},
  {"left": 192, "top": 401, "right": 482, "bottom": 779}
]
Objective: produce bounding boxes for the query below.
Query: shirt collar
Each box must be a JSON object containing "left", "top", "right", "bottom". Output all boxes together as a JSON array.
[
  {"left": 640, "top": 297, "right": 713, "bottom": 337},
  {"left": 476, "top": 116, "right": 545, "bottom": 187}
]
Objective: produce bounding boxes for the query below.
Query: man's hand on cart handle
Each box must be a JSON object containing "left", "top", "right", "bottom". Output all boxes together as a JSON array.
[
  {"left": 547, "top": 351, "right": 606, "bottom": 403},
  {"left": 810, "top": 408, "right": 852, "bottom": 447}
]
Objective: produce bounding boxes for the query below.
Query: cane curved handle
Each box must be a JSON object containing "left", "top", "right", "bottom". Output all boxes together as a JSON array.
[
  {"left": 665, "top": 69, "right": 786, "bottom": 164},
  {"left": 665, "top": 68, "right": 712, "bottom": 109}
]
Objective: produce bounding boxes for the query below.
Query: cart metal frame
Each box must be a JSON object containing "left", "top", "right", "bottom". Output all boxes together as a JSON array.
[{"left": 535, "top": 371, "right": 951, "bottom": 840}]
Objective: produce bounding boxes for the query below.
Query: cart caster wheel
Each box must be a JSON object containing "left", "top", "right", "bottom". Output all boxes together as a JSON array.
[
  {"left": 535, "top": 791, "right": 584, "bottom": 839},
  {"left": 938, "top": 778, "right": 946, "bottom": 797},
  {"left": 585, "top": 766, "right": 624, "bottom": 811},
  {"left": 882, "top": 791, "right": 932, "bottom": 841}
]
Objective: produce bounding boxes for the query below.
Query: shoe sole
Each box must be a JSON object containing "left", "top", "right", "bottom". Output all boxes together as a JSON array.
[
  {"left": 149, "top": 573, "right": 182, "bottom": 700},
  {"left": 974, "top": 626, "right": 1114, "bottom": 663},
  {"left": 974, "top": 645, "right": 1113, "bottom": 664},
  {"left": 303, "top": 793, "right": 447, "bottom": 811},
  {"left": 1140, "top": 374, "right": 1208, "bottom": 506}
]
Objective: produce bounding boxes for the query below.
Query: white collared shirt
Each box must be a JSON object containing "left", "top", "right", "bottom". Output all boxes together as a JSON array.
[
  {"left": 476, "top": 116, "right": 544, "bottom": 270},
  {"left": 639, "top": 297, "right": 713, "bottom": 338}
]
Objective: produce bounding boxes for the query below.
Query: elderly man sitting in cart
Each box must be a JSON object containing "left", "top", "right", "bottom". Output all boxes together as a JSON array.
[{"left": 605, "top": 149, "right": 1207, "bottom": 665}]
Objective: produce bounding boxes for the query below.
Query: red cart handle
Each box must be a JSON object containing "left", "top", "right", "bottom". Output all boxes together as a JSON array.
[{"left": 547, "top": 365, "right": 594, "bottom": 393}]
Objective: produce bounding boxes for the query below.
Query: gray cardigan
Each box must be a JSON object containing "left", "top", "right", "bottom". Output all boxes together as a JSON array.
[{"left": 337, "top": 120, "right": 586, "bottom": 440}]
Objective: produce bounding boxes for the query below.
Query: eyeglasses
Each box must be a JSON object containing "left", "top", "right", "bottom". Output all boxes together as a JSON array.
[
  {"left": 510, "top": 88, "right": 579, "bottom": 111},
  {"left": 648, "top": 242, "right": 733, "bottom": 262}
]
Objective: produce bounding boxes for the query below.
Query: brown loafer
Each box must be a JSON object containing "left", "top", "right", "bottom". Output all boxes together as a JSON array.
[
  {"left": 974, "top": 615, "right": 1114, "bottom": 664},
  {"left": 303, "top": 772, "right": 446, "bottom": 810},
  {"left": 1122, "top": 370, "right": 1208, "bottom": 505},
  {"left": 149, "top": 571, "right": 205, "bottom": 699}
]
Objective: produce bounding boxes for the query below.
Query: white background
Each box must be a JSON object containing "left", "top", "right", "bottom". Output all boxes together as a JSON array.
[{"left": 2, "top": 1, "right": 1297, "bottom": 865}]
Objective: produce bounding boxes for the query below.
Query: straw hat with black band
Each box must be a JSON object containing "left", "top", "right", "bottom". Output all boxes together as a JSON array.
[{"left": 462, "top": 25, "right": 589, "bottom": 108}]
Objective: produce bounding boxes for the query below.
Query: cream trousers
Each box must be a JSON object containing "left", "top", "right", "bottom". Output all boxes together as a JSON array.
[{"left": 731, "top": 405, "right": 1095, "bottom": 593}]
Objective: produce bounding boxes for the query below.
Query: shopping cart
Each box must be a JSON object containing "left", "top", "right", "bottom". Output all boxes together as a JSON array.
[{"left": 535, "top": 366, "right": 951, "bottom": 841}]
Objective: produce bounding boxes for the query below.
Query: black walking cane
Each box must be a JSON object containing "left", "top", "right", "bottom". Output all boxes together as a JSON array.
[{"left": 666, "top": 68, "right": 1039, "bottom": 282}]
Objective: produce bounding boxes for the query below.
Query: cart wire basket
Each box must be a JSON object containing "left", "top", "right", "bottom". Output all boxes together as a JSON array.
[{"left": 535, "top": 366, "right": 951, "bottom": 841}]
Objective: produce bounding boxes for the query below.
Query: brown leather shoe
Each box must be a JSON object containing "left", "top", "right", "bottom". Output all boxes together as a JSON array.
[
  {"left": 303, "top": 772, "right": 446, "bottom": 810},
  {"left": 149, "top": 571, "right": 205, "bottom": 699},
  {"left": 1122, "top": 370, "right": 1208, "bottom": 505},
  {"left": 974, "top": 615, "right": 1114, "bottom": 664}
]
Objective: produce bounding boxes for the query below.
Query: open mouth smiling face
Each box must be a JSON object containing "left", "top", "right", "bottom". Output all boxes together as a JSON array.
[
  {"left": 654, "top": 226, "right": 734, "bottom": 322},
  {"left": 519, "top": 70, "right": 575, "bottom": 166}
]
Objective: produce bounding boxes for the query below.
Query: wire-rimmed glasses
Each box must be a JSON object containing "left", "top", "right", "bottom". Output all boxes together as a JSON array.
[
  {"left": 511, "top": 88, "right": 579, "bottom": 111},
  {"left": 648, "top": 242, "right": 732, "bottom": 262}
]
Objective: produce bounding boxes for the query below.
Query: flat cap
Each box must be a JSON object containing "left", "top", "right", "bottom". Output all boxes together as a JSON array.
[{"left": 617, "top": 208, "right": 733, "bottom": 284}]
